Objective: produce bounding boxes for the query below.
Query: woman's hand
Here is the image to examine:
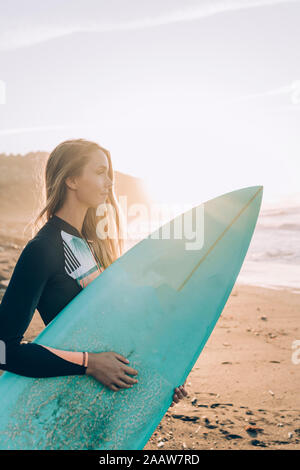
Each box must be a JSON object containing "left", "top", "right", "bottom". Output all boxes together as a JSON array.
[
  {"left": 170, "top": 379, "right": 188, "bottom": 407},
  {"left": 86, "top": 351, "right": 138, "bottom": 391}
]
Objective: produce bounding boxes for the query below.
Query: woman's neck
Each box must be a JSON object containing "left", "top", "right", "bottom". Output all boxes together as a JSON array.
[{"left": 54, "top": 205, "right": 88, "bottom": 236}]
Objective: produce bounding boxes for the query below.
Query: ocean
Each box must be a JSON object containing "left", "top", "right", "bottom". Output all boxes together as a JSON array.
[
  {"left": 237, "top": 203, "right": 300, "bottom": 293},
  {"left": 125, "top": 200, "right": 300, "bottom": 293}
]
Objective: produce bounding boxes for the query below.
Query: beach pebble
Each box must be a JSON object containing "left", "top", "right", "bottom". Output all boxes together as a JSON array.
[
  {"left": 201, "top": 416, "right": 210, "bottom": 423},
  {"left": 251, "top": 439, "right": 267, "bottom": 447},
  {"left": 245, "top": 426, "right": 257, "bottom": 437},
  {"left": 245, "top": 426, "right": 263, "bottom": 437},
  {"left": 288, "top": 432, "right": 293, "bottom": 439},
  {"left": 191, "top": 397, "right": 198, "bottom": 405},
  {"left": 225, "top": 434, "right": 243, "bottom": 440},
  {"left": 260, "top": 315, "right": 268, "bottom": 321},
  {"left": 268, "top": 390, "right": 275, "bottom": 396},
  {"left": 277, "top": 423, "right": 284, "bottom": 427},
  {"left": 182, "top": 442, "right": 187, "bottom": 449},
  {"left": 157, "top": 441, "right": 164, "bottom": 448}
]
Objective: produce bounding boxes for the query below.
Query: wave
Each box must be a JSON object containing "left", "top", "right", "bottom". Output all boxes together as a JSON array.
[
  {"left": 257, "top": 222, "right": 300, "bottom": 231},
  {"left": 249, "top": 249, "right": 297, "bottom": 261},
  {"left": 278, "top": 223, "right": 300, "bottom": 231},
  {"left": 260, "top": 205, "right": 300, "bottom": 217}
]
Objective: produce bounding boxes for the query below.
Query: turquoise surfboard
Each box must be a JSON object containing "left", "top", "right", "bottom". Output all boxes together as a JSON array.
[{"left": 0, "top": 185, "right": 263, "bottom": 450}]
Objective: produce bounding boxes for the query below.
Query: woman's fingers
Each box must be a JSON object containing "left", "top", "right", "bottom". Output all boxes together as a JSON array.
[
  {"left": 181, "top": 385, "right": 188, "bottom": 397},
  {"left": 170, "top": 396, "right": 178, "bottom": 407},
  {"left": 174, "top": 387, "right": 185, "bottom": 399},
  {"left": 171, "top": 389, "right": 182, "bottom": 402},
  {"left": 118, "top": 374, "right": 138, "bottom": 385},
  {"left": 110, "top": 384, "right": 120, "bottom": 391},
  {"left": 170, "top": 382, "right": 189, "bottom": 408}
]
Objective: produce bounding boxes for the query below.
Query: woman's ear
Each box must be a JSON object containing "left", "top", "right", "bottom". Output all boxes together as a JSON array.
[{"left": 65, "top": 175, "right": 78, "bottom": 190}]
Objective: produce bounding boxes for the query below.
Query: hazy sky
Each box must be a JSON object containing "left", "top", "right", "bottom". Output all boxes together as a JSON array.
[{"left": 0, "top": 0, "right": 300, "bottom": 206}]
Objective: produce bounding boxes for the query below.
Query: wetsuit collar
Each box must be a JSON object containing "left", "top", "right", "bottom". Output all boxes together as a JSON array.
[{"left": 49, "top": 214, "right": 84, "bottom": 239}]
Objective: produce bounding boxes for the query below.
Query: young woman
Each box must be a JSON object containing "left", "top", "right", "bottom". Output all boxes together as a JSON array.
[{"left": 0, "top": 138, "right": 187, "bottom": 406}]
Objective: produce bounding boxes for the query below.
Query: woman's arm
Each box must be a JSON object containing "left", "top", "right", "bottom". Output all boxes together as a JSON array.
[
  {"left": 0, "top": 238, "right": 87, "bottom": 378},
  {"left": 40, "top": 345, "right": 88, "bottom": 367}
]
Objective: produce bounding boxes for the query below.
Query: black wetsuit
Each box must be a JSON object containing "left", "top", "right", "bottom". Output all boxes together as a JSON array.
[{"left": 0, "top": 215, "right": 104, "bottom": 378}]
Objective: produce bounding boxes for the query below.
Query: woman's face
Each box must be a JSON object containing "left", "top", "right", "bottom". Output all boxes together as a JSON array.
[{"left": 70, "top": 149, "right": 113, "bottom": 209}]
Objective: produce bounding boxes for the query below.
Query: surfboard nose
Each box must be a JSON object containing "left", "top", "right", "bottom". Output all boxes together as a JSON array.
[
  {"left": 119, "top": 185, "right": 264, "bottom": 291},
  {"left": 227, "top": 185, "right": 263, "bottom": 200}
]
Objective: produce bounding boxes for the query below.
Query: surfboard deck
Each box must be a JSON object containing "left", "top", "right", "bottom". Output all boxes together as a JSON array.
[{"left": 0, "top": 185, "right": 263, "bottom": 449}]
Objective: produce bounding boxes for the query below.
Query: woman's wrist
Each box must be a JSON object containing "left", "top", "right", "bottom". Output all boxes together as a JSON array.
[
  {"left": 82, "top": 351, "right": 88, "bottom": 367},
  {"left": 85, "top": 352, "right": 97, "bottom": 376}
]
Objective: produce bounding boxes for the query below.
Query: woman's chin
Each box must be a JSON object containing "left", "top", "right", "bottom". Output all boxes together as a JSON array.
[{"left": 91, "top": 197, "right": 108, "bottom": 209}]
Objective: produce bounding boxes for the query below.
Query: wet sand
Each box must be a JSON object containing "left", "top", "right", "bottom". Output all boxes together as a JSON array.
[{"left": 0, "top": 238, "right": 299, "bottom": 450}]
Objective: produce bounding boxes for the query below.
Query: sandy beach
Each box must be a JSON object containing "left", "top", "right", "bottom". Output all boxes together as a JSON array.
[
  {"left": 145, "top": 284, "right": 300, "bottom": 450},
  {"left": 0, "top": 235, "right": 299, "bottom": 450}
]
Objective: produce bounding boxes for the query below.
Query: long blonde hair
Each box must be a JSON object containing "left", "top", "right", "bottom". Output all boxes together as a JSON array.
[{"left": 33, "top": 138, "right": 124, "bottom": 269}]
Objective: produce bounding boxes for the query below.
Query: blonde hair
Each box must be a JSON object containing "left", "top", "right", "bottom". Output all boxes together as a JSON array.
[{"left": 32, "top": 138, "right": 124, "bottom": 269}]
